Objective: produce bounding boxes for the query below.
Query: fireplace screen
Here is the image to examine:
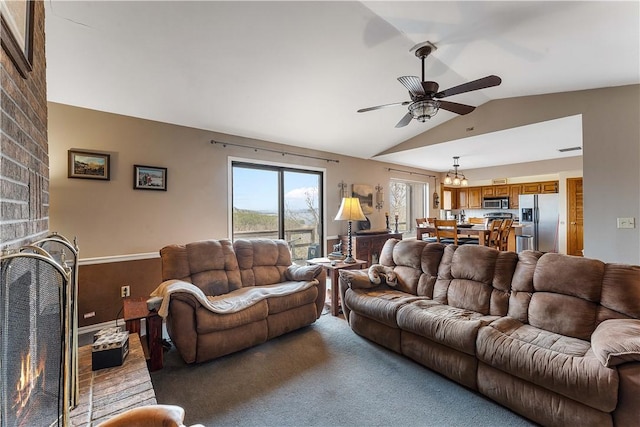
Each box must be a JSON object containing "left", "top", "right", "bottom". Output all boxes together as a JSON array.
[{"left": 1, "top": 246, "right": 71, "bottom": 427}]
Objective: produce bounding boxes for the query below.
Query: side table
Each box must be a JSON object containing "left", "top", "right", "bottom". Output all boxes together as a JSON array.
[
  {"left": 123, "top": 297, "right": 163, "bottom": 371},
  {"left": 307, "top": 259, "right": 367, "bottom": 316}
]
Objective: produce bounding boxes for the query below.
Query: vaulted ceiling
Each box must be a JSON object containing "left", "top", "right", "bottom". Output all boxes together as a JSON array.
[{"left": 45, "top": 1, "right": 639, "bottom": 171}]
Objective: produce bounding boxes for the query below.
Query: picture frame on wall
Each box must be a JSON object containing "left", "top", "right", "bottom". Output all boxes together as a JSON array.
[
  {"left": 68, "top": 150, "right": 111, "bottom": 180},
  {"left": 133, "top": 165, "right": 167, "bottom": 191},
  {"left": 352, "top": 184, "right": 374, "bottom": 215},
  {"left": 0, "top": 0, "right": 35, "bottom": 78}
]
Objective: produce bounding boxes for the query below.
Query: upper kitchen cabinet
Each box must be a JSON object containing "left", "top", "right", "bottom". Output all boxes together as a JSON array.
[
  {"left": 540, "top": 181, "right": 559, "bottom": 193},
  {"left": 494, "top": 185, "right": 510, "bottom": 196},
  {"left": 509, "top": 185, "right": 522, "bottom": 209},
  {"left": 468, "top": 187, "right": 482, "bottom": 209},
  {"left": 458, "top": 188, "right": 468, "bottom": 209}
]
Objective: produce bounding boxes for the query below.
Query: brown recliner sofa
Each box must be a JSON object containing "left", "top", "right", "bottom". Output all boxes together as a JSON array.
[
  {"left": 339, "top": 239, "right": 640, "bottom": 427},
  {"left": 154, "top": 238, "right": 325, "bottom": 364}
]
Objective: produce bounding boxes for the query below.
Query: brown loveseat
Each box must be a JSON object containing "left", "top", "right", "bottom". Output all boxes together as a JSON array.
[
  {"left": 339, "top": 239, "right": 640, "bottom": 427},
  {"left": 154, "top": 239, "right": 325, "bottom": 364}
]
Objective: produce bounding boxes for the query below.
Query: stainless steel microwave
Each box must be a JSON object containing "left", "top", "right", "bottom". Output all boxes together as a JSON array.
[{"left": 482, "top": 197, "right": 509, "bottom": 209}]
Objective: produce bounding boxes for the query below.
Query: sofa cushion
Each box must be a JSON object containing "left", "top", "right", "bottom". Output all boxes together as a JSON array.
[
  {"left": 433, "top": 245, "right": 516, "bottom": 316},
  {"left": 477, "top": 316, "right": 619, "bottom": 412},
  {"left": 591, "top": 319, "right": 640, "bottom": 367},
  {"left": 196, "top": 300, "right": 269, "bottom": 333},
  {"left": 183, "top": 240, "right": 242, "bottom": 296},
  {"left": 285, "top": 264, "right": 322, "bottom": 281},
  {"left": 267, "top": 284, "right": 318, "bottom": 315},
  {"left": 234, "top": 239, "right": 291, "bottom": 287},
  {"left": 599, "top": 263, "right": 640, "bottom": 321},
  {"left": 397, "top": 300, "right": 499, "bottom": 356},
  {"left": 344, "top": 288, "right": 428, "bottom": 328}
]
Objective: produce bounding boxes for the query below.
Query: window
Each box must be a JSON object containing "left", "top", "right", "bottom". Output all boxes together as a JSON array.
[
  {"left": 231, "top": 161, "right": 323, "bottom": 263},
  {"left": 389, "top": 179, "right": 429, "bottom": 237}
]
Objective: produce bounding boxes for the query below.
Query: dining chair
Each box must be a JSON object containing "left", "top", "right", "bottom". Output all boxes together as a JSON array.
[
  {"left": 498, "top": 219, "right": 514, "bottom": 251},
  {"left": 416, "top": 218, "right": 438, "bottom": 242},
  {"left": 434, "top": 219, "right": 458, "bottom": 245},
  {"left": 484, "top": 219, "right": 503, "bottom": 248}
]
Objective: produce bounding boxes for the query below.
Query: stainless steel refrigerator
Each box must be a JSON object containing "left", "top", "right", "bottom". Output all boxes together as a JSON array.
[{"left": 519, "top": 194, "right": 559, "bottom": 252}]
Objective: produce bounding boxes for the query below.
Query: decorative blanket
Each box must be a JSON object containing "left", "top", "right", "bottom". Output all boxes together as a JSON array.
[{"left": 150, "top": 279, "right": 317, "bottom": 318}]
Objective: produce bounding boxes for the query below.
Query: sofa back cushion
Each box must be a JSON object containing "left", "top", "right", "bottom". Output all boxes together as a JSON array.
[
  {"left": 526, "top": 253, "right": 640, "bottom": 340},
  {"left": 378, "top": 239, "right": 444, "bottom": 296},
  {"left": 233, "top": 239, "right": 292, "bottom": 287},
  {"left": 434, "top": 245, "right": 518, "bottom": 316},
  {"left": 160, "top": 239, "right": 242, "bottom": 296}
]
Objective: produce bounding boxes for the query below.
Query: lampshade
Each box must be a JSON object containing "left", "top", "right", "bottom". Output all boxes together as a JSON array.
[{"left": 335, "top": 197, "right": 366, "bottom": 221}]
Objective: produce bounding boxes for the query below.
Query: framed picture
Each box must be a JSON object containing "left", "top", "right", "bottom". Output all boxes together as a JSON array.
[
  {"left": 68, "top": 150, "right": 110, "bottom": 180},
  {"left": 133, "top": 165, "right": 167, "bottom": 191},
  {"left": 0, "top": 0, "right": 34, "bottom": 78},
  {"left": 352, "top": 184, "right": 374, "bottom": 215}
]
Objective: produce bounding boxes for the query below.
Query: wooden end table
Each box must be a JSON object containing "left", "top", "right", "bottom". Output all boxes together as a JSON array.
[
  {"left": 307, "top": 259, "right": 367, "bottom": 316},
  {"left": 123, "top": 297, "right": 163, "bottom": 371}
]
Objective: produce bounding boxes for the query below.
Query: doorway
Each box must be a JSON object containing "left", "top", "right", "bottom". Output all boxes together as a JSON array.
[{"left": 566, "top": 177, "right": 584, "bottom": 256}]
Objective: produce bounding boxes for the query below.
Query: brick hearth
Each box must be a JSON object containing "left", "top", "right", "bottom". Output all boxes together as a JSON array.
[{"left": 69, "top": 334, "right": 156, "bottom": 426}]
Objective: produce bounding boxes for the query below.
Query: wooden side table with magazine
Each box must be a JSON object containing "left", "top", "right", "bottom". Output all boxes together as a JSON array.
[{"left": 307, "top": 258, "right": 368, "bottom": 316}]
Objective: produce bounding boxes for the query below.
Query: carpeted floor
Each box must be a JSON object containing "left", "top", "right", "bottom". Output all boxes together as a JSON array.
[{"left": 151, "top": 314, "right": 537, "bottom": 427}]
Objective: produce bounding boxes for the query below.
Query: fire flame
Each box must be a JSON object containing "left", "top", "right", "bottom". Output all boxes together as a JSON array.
[{"left": 13, "top": 350, "right": 47, "bottom": 417}]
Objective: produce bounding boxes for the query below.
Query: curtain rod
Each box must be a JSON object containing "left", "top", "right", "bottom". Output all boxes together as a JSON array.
[
  {"left": 387, "top": 168, "right": 436, "bottom": 178},
  {"left": 211, "top": 140, "right": 339, "bottom": 163}
]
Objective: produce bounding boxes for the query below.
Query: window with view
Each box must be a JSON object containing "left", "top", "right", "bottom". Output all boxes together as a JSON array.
[
  {"left": 231, "top": 162, "right": 323, "bottom": 264},
  {"left": 389, "top": 179, "right": 430, "bottom": 237}
]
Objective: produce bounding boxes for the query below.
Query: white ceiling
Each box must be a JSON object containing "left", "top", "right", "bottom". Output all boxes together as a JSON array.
[{"left": 44, "top": 1, "right": 640, "bottom": 171}]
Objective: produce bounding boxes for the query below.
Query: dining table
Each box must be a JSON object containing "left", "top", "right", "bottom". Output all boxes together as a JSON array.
[
  {"left": 417, "top": 224, "right": 487, "bottom": 245},
  {"left": 417, "top": 223, "right": 525, "bottom": 250}
]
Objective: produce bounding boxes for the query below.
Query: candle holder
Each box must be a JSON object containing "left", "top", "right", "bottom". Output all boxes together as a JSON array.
[
  {"left": 394, "top": 215, "right": 399, "bottom": 233},
  {"left": 385, "top": 213, "right": 390, "bottom": 231}
]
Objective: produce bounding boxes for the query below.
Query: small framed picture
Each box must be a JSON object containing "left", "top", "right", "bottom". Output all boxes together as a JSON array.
[
  {"left": 133, "top": 165, "right": 167, "bottom": 191},
  {"left": 68, "top": 150, "right": 110, "bottom": 180}
]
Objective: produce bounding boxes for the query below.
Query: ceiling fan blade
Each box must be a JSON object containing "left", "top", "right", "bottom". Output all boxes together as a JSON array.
[
  {"left": 434, "top": 75, "right": 502, "bottom": 99},
  {"left": 357, "top": 101, "right": 411, "bottom": 113},
  {"left": 439, "top": 100, "right": 476, "bottom": 115},
  {"left": 398, "top": 76, "right": 425, "bottom": 98},
  {"left": 395, "top": 112, "right": 413, "bottom": 128}
]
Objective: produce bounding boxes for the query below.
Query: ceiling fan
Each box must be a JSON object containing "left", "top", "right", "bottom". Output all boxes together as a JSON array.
[{"left": 357, "top": 42, "right": 502, "bottom": 128}]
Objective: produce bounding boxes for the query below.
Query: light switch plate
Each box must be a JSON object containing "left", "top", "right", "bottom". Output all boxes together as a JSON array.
[{"left": 617, "top": 217, "right": 636, "bottom": 229}]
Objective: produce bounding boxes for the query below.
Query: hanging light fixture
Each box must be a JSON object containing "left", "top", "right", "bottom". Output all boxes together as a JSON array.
[
  {"left": 443, "top": 156, "right": 468, "bottom": 187},
  {"left": 409, "top": 99, "right": 440, "bottom": 122}
]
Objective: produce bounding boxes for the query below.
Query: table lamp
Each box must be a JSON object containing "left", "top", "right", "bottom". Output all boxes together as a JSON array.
[{"left": 335, "top": 197, "right": 366, "bottom": 263}]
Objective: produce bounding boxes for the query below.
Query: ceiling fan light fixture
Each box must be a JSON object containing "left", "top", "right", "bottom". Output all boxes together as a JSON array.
[{"left": 409, "top": 99, "right": 439, "bottom": 122}]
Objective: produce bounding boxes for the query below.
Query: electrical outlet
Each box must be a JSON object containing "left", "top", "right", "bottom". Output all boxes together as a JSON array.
[{"left": 121, "top": 285, "right": 130, "bottom": 298}]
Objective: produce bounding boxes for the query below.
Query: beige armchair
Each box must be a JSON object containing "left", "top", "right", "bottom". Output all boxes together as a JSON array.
[{"left": 97, "top": 405, "right": 204, "bottom": 427}]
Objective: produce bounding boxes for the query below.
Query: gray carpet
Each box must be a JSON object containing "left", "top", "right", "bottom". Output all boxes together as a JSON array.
[{"left": 151, "top": 314, "right": 536, "bottom": 427}]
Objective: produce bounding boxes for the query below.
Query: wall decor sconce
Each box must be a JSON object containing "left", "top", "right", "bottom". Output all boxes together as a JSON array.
[
  {"left": 338, "top": 180, "right": 348, "bottom": 200},
  {"left": 375, "top": 184, "right": 384, "bottom": 210}
]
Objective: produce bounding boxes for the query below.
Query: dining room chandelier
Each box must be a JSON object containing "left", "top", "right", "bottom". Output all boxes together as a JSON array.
[{"left": 443, "top": 156, "right": 468, "bottom": 186}]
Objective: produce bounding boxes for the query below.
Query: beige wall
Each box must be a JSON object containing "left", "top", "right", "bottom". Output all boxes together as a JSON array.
[
  {"left": 48, "top": 103, "right": 436, "bottom": 259},
  {"left": 388, "top": 85, "right": 640, "bottom": 264}
]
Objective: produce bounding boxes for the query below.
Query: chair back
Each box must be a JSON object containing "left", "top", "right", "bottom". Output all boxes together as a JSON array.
[
  {"left": 468, "top": 217, "right": 485, "bottom": 225},
  {"left": 498, "top": 219, "right": 514, "bottom": 250},
  {"left": 484, "top": 219, "right": 502, "bottom": 248},
  {"left": 434, "top": 219, "right": 458, "bottom": 245},
  {"left": 416, "top": 218, "right": 427, "bottom": 227}
]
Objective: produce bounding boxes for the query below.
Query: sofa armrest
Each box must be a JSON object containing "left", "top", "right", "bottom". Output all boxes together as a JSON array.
[
  {"left": 339, "top": 269, "right": 375, "bottom": 289},
  {"left": 285, "top": 264, "right": 323, "bottom": 281},
  {"left": 592, "top": 319, "right": 640, "bottom": 368},
  {"left": 170, "top": 291, "right": 201, "bottom": 309}
]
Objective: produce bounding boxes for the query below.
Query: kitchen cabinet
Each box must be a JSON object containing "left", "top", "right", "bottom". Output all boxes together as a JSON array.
[
  {"left": 458, "top": 188, "right": 468, "bottom": 209},
  {"left": 468, "top": 187, "right": 482, "bottom": 209},
  {"left": 340, "top": 232, "right": 403, "bottom": 266},
  {"left": 482, "top": 186, "right": 495, "bottom": 197},
  {"left": 494, "top": 185, "right": 509, "bottom": 196},
  {"left": 521, "top": 183, "right": 541, "bottom": 194},
  {"left": 509, "top": 185, "right": 522, "bottom": 209},
  {"left": 541, "top": 181, "right": 559, "bottom": 193}
]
